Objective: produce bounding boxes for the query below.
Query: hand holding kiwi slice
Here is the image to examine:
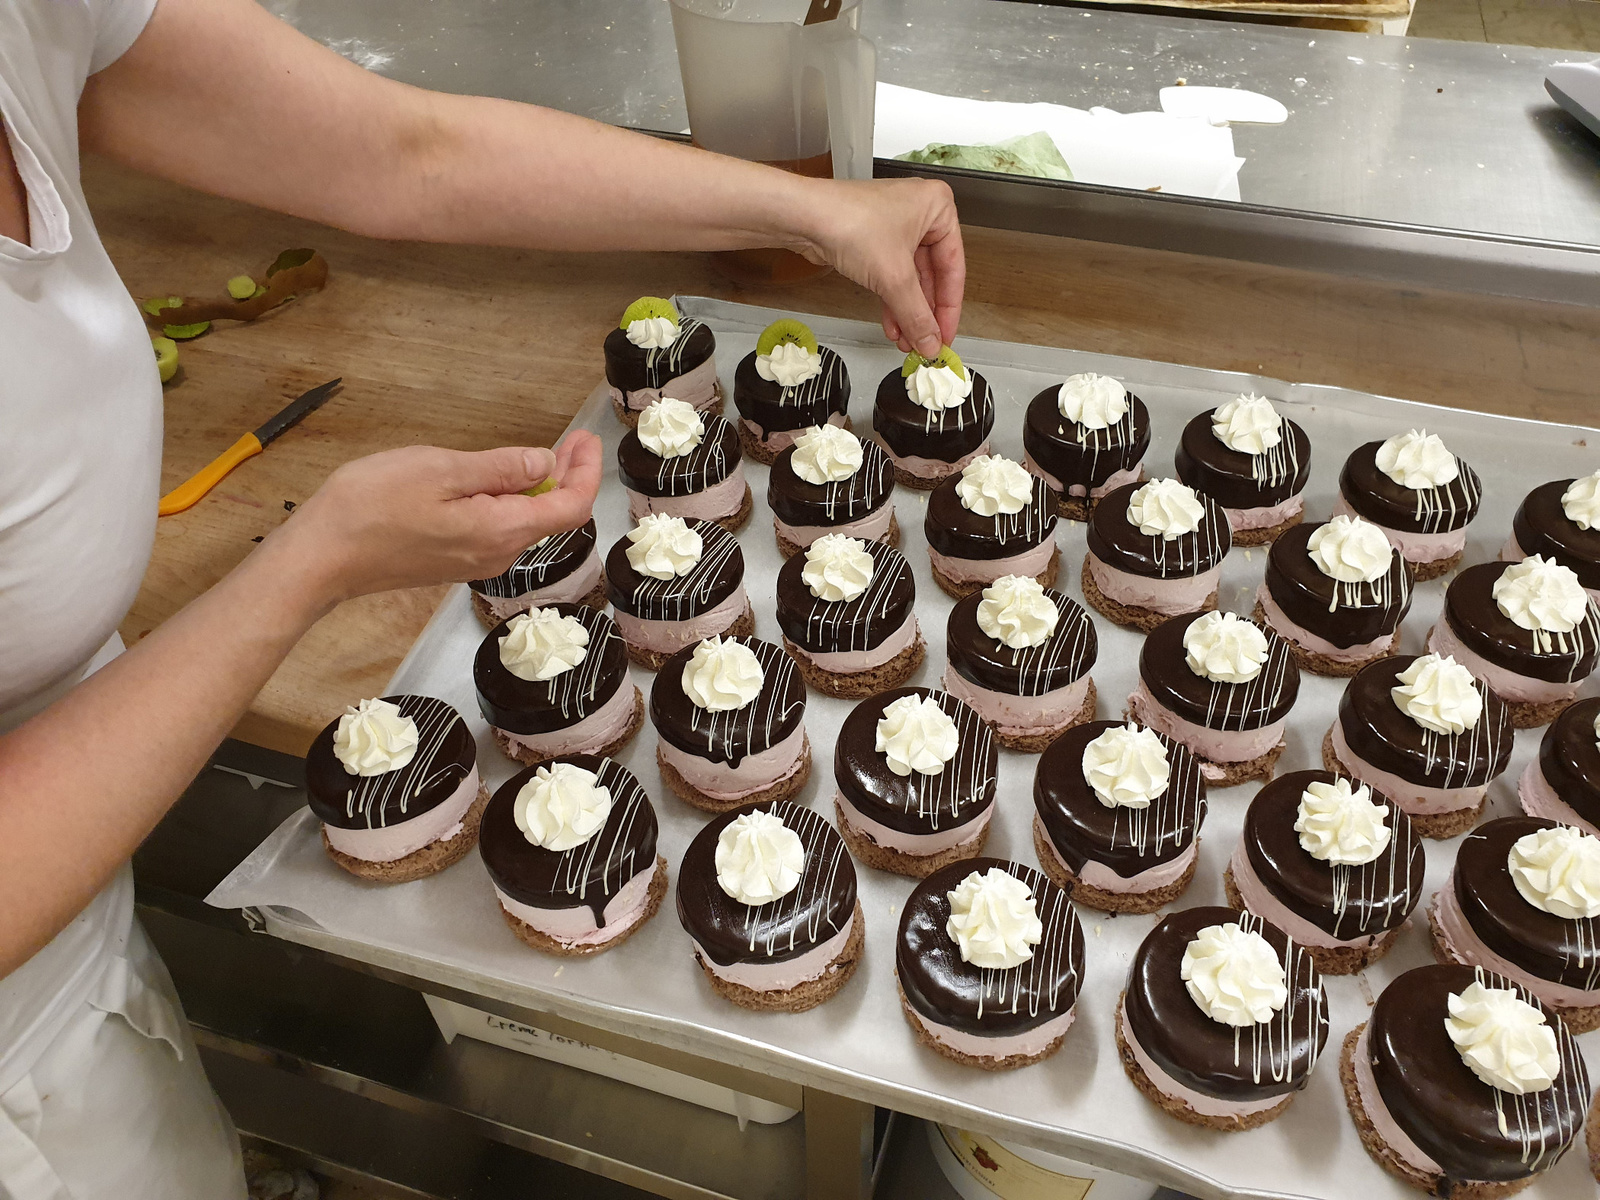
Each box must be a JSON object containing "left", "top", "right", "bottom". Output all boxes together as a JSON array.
[{"left": 901, "top": 346, "right": 967, "bottom": 380}]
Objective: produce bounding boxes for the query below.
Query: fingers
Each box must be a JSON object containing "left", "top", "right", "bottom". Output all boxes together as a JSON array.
[
  {"left": 444, "top": 445, "right": 557, "bottom": 498},
  {"left": 926, "top": 216, "right": 966, "bottom": 346},
  {"left": 879, "top": 266, "right": 944, "bottom": 360}
]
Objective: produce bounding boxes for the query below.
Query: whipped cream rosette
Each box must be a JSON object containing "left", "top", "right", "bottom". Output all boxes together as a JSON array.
[
  {"left": 924, "top": 454, "right": 1060, "bottom": 599},
  {"left": 1336, "top": 429, "right": 1482, "bottom": 581},
  {"left": 1023, "top": 373, "right": 1151, "bottom": 518},
  {"left": 1084, "top": 478, "right": 1232, "bottom": 632},
  {"left": 604, "top": 515, "right": 751, "bottom": 669},
  {"left": 1174, "top": 394, "right": 1311, "bottom": 546},
  {"left": 766, "top": 424, "right": 898, "bottom": 556},
  {"left": 616, "top": 397, "right": 750, "bottom": 530}
]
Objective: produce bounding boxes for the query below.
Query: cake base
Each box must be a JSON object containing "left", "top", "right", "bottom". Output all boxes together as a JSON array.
[
  {"left": 610, "top": 380, "right": 725, "bottom": 428},
  {"left": 694, "top": 902, "right": 865, "bottom": 1013},
  {"left": 1230, "top": 510, "right": 1303, "bottom": 548},
  {"left": 1252, "top": 598, "right": 1400, "bottom": 678},
  {"left": 783, "top": 631, "right": 925, "bottom": 700},
  {"left": 1223, "top": 864, "right": 1402, "bottom": 975},
  {"left": 623, "top": 603, "right": 756, "bottom": 671},
  {"left": 321, "top": 783, "right": 490, "bottom": 884},
  {"left": 1081, "top": 555, "right": 1217, "bottom": 633},
  {"left": 775, "top": 510, "right": 901, "bottom": 561},
  {"left": 1588, "top": 1085, "right": 1600, "bottom": 1184},
  {"left": 1115, "top": 995, "right": 1295, "bottom": 1131},
  {"left": 1322, "top": 727, "right": 1484, "bottom": 839},
  {"left": 738, "top": 415, "right": 854, "bottom": 467},
  {"left": 834, "top": 797, "right": 989, "bottom": 879},
  {"left": 931, "top": 543, "right": 1061, "bottom": 602},
  {"left": 1426, "top": 903, "right": 1600, "bottom": 1034},
  {"left": 1196, "top": 741, "right": 1285, "bottom": 788},
  {"left": 1032, "top": 820, "right": 1196, "bottom": 914},
  {"left": 1504, "top": 694, "right": 1577, "bottom": 731},
  {"left": 1407, "top": 550, "right": 1463, "bottom": 583},
  {"left": 992, "top": 679, "right": 1098, "bottom": 753},
  {"left": 656, "top": 733, "right": 812, "bottom": 814},
  {"left": 893, "top": 462, "right": 963, "bottom": 491},
  {"left": 471, "top": 578, "right": 609, "bottom": 631},
  {"left": 897, "top": 979, "right": 1067, "bottom": 1071},
  {"left": 1341, "top": 1026, "right": 1535, "bottom": 1198},
  {"left": 491, "top": 687, "right": 646, "bottom": 768},
  {"left": 499, "top": 855, "right": 668, "bottom": 957}
]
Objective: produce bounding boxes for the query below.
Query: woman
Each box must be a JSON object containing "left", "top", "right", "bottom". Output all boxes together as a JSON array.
[{"left": 0, "top": 0, "right": 964, "bottom": 1193}]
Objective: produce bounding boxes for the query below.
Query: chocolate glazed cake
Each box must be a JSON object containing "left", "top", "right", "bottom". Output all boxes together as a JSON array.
[
  {"left": 616, "top": 411, "right": 751, "bottom": 531},
  {"left": 1082, "top": 480, "right": 1232, "bottom": 632},
  {"left": 923, "top": 466, "right": 1061, "bottom": 600},
  {"left": 1117, "top": 907, "right": 1329, "bottom": 1131},
  {"left": 775, "top": 540, "right": 923, "bottom": 698},
  {"left": 676, "top": 801, "right": 863, "bottom": 1012},
  {"left": 603, "top": 315, "right": 719, "bottom": 424},
  {"left": 873, "top": 367, "right": 994, "bottom": 490},
  {"left": 1022, "top": 384, "right": 1150, "bottom": 521},
  {"left": 1508, "top": 479, "right": 1600, "bottom": 599},
  {"left": 1032, "top": 721, "right": 1207, "bottom": 913},
  {"left": 1343, "top": 964, "right": 1589, "bottom": 1196},
  {"left": 479, "top": 755, "right": 665, "bottom": 956},
  {"left": 1520, "top": 696, "right": 1600, "bottom": 837},
  {"left": 467, "top": 519, "right": 604, "bottom": 629},
  {"left": 1337, "top": 439, "right": 1482, "bottom": 582},
  {"left": 603, "top": 518, "right": 753, "bottom": 670},
  {"left": 897, "top": 859, "right": 1084, "bottom": 1070},
  {"left": 768, "top": 436, "right": 897, "bottom": 558},
  {"left": 1430, "top": 816, "right": 1600, "bottom": 1033},
  {"left": 732, "top": 344, "right": 851, "bottom": 462},
  {"left": 1174, "top": 407, "right": 1311, "bottom": 546},
  {"left": 1225, "top": 769, "right": 1424, "bottom": 975},
  {"left": 307, "top": 695, "right": 488, "bottom": 884}
]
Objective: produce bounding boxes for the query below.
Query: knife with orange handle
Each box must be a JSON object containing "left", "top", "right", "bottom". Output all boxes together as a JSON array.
[{"left": 158, "top": 378, "right": 341, "bottom": 516}]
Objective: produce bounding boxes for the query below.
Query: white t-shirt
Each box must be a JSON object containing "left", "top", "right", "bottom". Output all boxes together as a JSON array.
[{"left": 0, "top": 0, "right": 161, "bottom": 1089}]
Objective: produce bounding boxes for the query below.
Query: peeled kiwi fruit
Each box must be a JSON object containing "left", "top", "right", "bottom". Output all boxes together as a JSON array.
[
  {"left": 152, "top": 336, "right": 178, "bottom": 383},
  {"left": 901, "top": 346, "right": 966, "bottom": 380},
  {"left": 756, "top": 318, "right": 817, "bottom": 358},
  {"left": 227, "top": 275, "right": 258, "bottom": 301},
  {"left": 620, "top": 296, "right": 680, "bottom": 330}
]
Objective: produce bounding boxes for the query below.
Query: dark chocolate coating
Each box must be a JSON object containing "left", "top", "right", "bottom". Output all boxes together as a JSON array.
[
  {"left": 650, "top": 636, "right": 806, "bottom": 768},
  {"left": 946, "top": 587, "right": 1096, "bottom": 697},
  {"left": 1173, "top": 409, "right": 1312, "bottom": 511},
  {"left": 1022, "top": 386, "right": 1150, "bottom": 495},
  {"left": 1241, "top": 770, "right": 1424, "bottom": 942},
  {"left": 1124, "top": 906, "right": 1328, "bottom": 1101},
  {"left": 897, "top": 858, "right": 1084, "bottom": 1035},
  {"left": 479, "top": 755, "right": 658, "bottom": 924},
  {"left": 1033, "top": 720, "right": 1207, "bottom": 879},
  {"left": 873, "top": 368, "right": 994, "bottom": 464},
  {"left": 1366, "top": 964, "right": 1589, "bottom": 1184},
  {"left": 1536, "top": 696, "right": 1600, "bottom": 829},
  {"left": 469, "top": 520, "right": 597, "bottom": 599},
  {"left": 776, "top": 540, "right": 916, "bottom": 654},
  {"left": 835, "top": 687, "right": 998, "bottom": 836},
  {"left": 1335, "top": 654, "right": 1514, "bottom": 790},
  {"left": 767, "top": 437, "right": 894, "bottom": 529},
  {"left": 604, "top": 518, "right": 744, "bottom": 621},
  {"left": 1338, "top": 440, "right": 1482, "bottom": 535},
  {"left": 923, "top": 468, "right": 1059, "bottom": 560},
  {"left": 473, "top": 605, "right": 629, "bottom": 735},
  {"left": 307, "top": 695, "right": 475, "bottom": 830},
  {"left": 1086, "top": 481, "right": 1231, "bottom": 580},
  {"left": 1512, "top": 479, "right": 1600, "bottom": 593},
  {"left": 732, "top": 345, "right": 850, "bottom": 435},
  {"left": 676, "top": 800, "right": 857, "bottom": 967},
  {"left": 616, "top": 413, "right": 740, "bottom": 497},
  {"left": 1452, "top": 816, "right": 1600, "bottom": 992},
  {"left": 1441, "top": 561, "right": 1600, "bottom": 685},
  {"left": 1138, "top": 612, "right": 1299, "bottom": 732},
  {"left": 1263, "top": 520, "right": 1413, "bottom": 650},
  {"left": 602, "top": 317, "right": 715, "bottom": 393}
]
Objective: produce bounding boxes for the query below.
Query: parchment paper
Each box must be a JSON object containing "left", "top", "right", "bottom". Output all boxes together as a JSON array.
[{"left": 209, "top": 296, "right": 1600, "bottom": 1200}]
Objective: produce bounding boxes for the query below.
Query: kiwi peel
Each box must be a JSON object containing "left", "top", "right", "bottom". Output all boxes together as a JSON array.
[
  {"left": 522, "top": 478, "right": 559, "bottom": 497},
  {"left": 163, "top": 321, "right": 211, "bottom": 340},
  {"left": 756, "top": 318, "right": 817, "bottom": 358},
  {"left": 142, "top": 296, "right": 182, "bottom": 317},
  {"left": 152, "top": 336, "right": 178, "bottom": 383},
  {"left": 901, "top": 346, "right": 966, "bottom": 380},
  {"left": 620, "top": 297, "right": 679, "bottom": 330}
]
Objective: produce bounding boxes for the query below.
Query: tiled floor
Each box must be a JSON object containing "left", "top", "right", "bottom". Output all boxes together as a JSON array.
[{"left": 1410, "top": 0, "right": 1600, "bottom": 49}]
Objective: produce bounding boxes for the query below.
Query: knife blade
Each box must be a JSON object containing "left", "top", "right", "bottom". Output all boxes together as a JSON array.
[{"left": 254, "top": 377, "right": 341, "bottom": 447}]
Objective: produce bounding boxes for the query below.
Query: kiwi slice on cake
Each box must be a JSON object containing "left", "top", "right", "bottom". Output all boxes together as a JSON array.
[
  {"left": 619, "top": 296, "right": 680, "bottom": 330},
  {"left": 756, "top": 318, "right": 818, "bottom": 358},
  {"left": 901, "top": 346, "right": 966, "bottom": 380}
]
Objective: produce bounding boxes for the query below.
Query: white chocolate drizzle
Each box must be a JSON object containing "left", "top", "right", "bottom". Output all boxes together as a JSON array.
[{"left": 969, "top": 864, "right": 1081, "bottom": 1021}]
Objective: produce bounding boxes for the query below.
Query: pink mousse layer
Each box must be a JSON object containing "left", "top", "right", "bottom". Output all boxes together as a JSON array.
[
  {"left": 1519, "top": 760, "right": 1600, "bottom": 838},
  {"left": 878, "top": 437, "right": 990, "bottom": 483},
  {"left": 609, "top": 355, "right": 720, "bottom": 414},
  {"left": 1034, "top": 813, "right": 1197, "bottom": 894},
  {"left": 791, "top": 614, "right": 918, "bottom": 673},
  {"left": 1333, "top": 492, "right": 1466, "bottom": 564},
  {"left": 903, "top": 987, "right": 1078, "bottom": 1061},
  {"left": 612, "top": 586, "right": 749, "bottom": 655},
  {"left": 495, "top": 682, "right": 638, "bottom": 760},
  {"left": 773, "top": 501, "right": 895, "bottom": 549},
  {"left": 1227, "top": 840, "right": 1391, "bottom": 950},
  {"left": 692, "top": 917, "right": 854, "bottom": 992},
  {"left": 478, "top": 549, "right": 604, "bottom": 622},
  {"left": 1118, "top": 996, "right": 1289, "bottom": 1119},
  {"left": 494, "top": 861, "right": 657, "bottom": 947},
  {"left": 1087, "top": 553, "right": 1221, "bottom": 617},
  {"left": 1329, "top": 719, "right": 1487, "bottom": 816},
  {"left": 1255, "top": 583, "right": 1394, "bottom": 663},
  {"left": 657, "top": 723, "right": 808, "bottom": 803},
  {"left": 1023, "top": 453, "right": 1146, "bottom": 503},
  {"left": 835, "top": 789, "right": 993, "bottom": 856},
  {"left": 323, "top": 767, "right": 481, "bottom": 863},
  {"left": 1351, "top": 1025, "right": 1444, "bottom": 1176},
  {"left": 928, "top": 537, "right": 1057, "bottom": 586},
  {"left": 1431, "top": 884, "right": 1600, "bottom": 1009},
  {"left": 1427, "top": 619, "right": 1580, "bottom": 706},
  {"left": 1127, "top": 682, "right": 1285, "bottom": 779},
  {"left": 626, "top": 466, "right": 747, "bottom": 524},
  {"left": 1504, "top": 534, "right": 1600, "bottom": 607},
  {"left": 1226, "top": 492, "right": 1305, "bottom": 533},
  {"left": 741, "top": 412, "right": 846, "bottom": 454},
  {"left": 942, "top": 670, "right": 1091, "bottom": 737}
]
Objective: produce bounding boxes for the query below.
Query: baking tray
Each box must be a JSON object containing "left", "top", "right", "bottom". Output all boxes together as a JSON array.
[{"left": 208, "top": 295, "right": 1600, "bottom": 1200}]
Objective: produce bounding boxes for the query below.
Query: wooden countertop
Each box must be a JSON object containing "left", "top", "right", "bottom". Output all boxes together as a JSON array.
[{"left": 85, "top": 158, "right": 1600, "bottom": 755}]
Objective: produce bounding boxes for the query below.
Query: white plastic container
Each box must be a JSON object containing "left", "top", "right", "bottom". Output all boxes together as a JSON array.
[{"left": 929, "top": 1122, "right": 1158, "bottom": 1200}]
